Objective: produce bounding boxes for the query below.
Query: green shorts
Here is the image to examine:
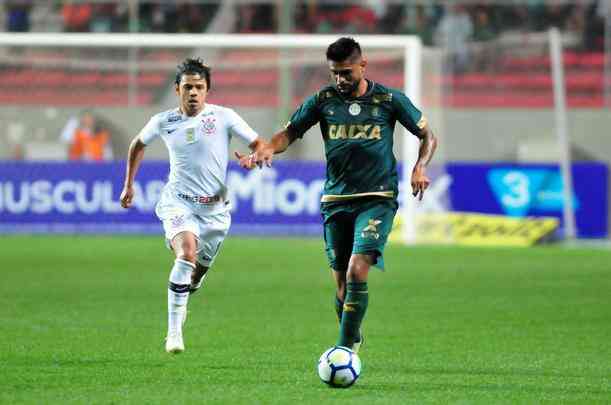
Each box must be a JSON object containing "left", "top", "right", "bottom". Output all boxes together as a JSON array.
[{"left": 321, "top": 197, "right": 398, "bottom": 271}]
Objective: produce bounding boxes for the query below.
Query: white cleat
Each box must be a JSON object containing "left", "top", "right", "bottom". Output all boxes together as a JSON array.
[{"left": 165, "top": 332, "right": 185, "bottom": 354}]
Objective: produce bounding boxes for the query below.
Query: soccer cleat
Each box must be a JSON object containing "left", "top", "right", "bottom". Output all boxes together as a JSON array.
[
  {"left": 189, "top": 273, "right": 208, "bottom": 295},
  {"left": 165, "top": 331, "right": 185, "bottom": 354},
  {"left": 351, "top": 331, "right": 364, "bottom": 354}
]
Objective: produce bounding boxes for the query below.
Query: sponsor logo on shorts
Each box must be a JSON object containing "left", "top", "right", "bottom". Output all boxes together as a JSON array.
[
  {"left": 170, "top": 215, "right": 185, "bottom": 228},
  {"left": 361, "top": 219, "right": 381, "bottom": 240}
]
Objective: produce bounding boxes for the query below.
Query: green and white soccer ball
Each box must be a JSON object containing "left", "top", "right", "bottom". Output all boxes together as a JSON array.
[{"left": 317, "top": 346, "right": 361, "bottom": 388}]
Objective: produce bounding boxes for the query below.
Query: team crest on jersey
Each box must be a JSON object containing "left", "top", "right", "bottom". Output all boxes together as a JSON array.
[
  {"left": 201, "top": 117, "right": 216, "bottom": 135},
  {"left": 348, "top": 103, "right": 361, "bottom": 116}
]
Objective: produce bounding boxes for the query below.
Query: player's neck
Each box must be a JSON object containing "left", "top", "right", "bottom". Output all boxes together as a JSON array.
[
  {"left": 179, "top": 103, "right": 206, "bottom": 117},
  {"left": 350, "top": 79, "right": 369, "bottom": 98}
]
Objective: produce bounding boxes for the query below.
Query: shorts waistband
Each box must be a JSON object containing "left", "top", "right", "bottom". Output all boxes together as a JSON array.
[{"left": 177, "top": 193, "right": 222, "bottom": 204}]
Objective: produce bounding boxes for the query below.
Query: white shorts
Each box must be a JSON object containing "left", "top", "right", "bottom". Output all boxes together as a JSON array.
[{"left": 155, "top": 192, "right": 231, "bottom": 267}]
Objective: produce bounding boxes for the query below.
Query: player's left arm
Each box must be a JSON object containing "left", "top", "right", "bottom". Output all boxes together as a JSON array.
[
  {"left": 411, "top": 121, "right": 438, "bottom": 200},
  {"left": 393, "top": 91, "right": 439, "bottom": 200}
]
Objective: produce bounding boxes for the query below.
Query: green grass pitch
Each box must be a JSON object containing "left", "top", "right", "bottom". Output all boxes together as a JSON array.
[{"left": 1, "top": 235, "right": 610, "bottom": 404}]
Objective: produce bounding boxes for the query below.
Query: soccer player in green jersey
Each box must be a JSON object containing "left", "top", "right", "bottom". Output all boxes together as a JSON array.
[{"left": 238, "top": 37, "right": 438, "bottom": 353}]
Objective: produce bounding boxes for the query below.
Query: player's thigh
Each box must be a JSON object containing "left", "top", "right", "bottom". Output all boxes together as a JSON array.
[
  {"left": 352, "top": 199, "right": 398, "bottom": 269},
  {"left": 158, "top": 209, "right": 201, "bottom": 258},
  {"left": 194, "top": 210, "right": 231, "bottom": 267},
  {"left": 322, "top": 210, "right": 355, "bottom": 272}
]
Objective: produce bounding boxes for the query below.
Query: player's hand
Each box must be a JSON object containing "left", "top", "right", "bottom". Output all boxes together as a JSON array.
[
  {"left": 256, "top": 145, "right": 274, "bottom": 168},
  {"left": 411, "top": 164, "right": 430, "bottom": 201},
  {"left": 234, "top": 151, "right": 261, "bottom": 170},
  {"left": 120, "top": 185, "right": 134, "bottom": 208}
]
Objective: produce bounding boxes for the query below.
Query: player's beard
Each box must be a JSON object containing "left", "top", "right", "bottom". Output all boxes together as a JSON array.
[{"left": 337, "top": 80, "right": 359, "bottom": 97}]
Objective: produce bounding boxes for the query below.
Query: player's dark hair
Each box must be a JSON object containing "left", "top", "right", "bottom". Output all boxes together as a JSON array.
[
  {"left": 326, "top": 37, "right": 362, "bottom": 62},
  {"left": 175, "top": 57, "right": 211, "bottom": 90}
]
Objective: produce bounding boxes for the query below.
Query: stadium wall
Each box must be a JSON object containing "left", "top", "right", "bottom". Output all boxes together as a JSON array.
[{"left": 1, "top": 106, "right": 610, "bottom": 235}]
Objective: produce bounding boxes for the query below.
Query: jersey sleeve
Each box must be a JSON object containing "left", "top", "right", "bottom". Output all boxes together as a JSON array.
[
  {"left": 392, "top": 91, "right": 425, "bottom": 135},
  {"left": 285, "top": 94, "right": 320, "bottom": 139},
  {"left": 138, "top": 115, "right": 162, "bottom": 145},
  {"left": 226, "top": 108, "right": 259, "bottom": 144}
]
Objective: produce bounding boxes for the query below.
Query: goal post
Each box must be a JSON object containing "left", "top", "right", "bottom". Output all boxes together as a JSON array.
[
  {"left": 549, "top": 27, "right": 577, "bottom": 241},
  {"left": 0, "top": 32, "right": 424, "bottom": 243}
]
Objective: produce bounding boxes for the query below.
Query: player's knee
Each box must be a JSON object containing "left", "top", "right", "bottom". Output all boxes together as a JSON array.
[
  {"left": 347, "top": 256, "right": 370, "bottom": 282},
  {"left": 177, "top": 249, "right": 197, "bottom": 265}
]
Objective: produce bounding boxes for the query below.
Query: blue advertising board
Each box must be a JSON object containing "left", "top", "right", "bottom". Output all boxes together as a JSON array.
[
  {"left": 446, "top": 162, "right": 608, "bottom": 238},
  {"left": 0, "top": 161, "right": 326, "bottom": 235},
  {"left": 0, "top": 161, "right": 607, "bottom": 238}
]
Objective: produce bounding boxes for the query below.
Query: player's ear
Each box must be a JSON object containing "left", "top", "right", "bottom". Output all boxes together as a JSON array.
[
  {"left": 360, "top": 56, "right": 367, "bottom": 69},
  {"left": 175, "top": 83, "right": 180, "bottom": 95}
]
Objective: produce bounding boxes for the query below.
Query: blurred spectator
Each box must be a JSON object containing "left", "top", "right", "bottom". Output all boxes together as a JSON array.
[
  {"left": 473, "top": 8, "right": 497, "bottom": 42},
  {"left": 5, "top": 0, "right": 32, "bottom": 32},
  {"left": 472, "top": 8, "right": 499, "bottom": 72},
  {"left": 396, "top": 5, "right": 435, "bottom": 46},
  {"left": 541, "top": 1, "right": 574, "bottom": 30},
  {"left": 584, "top": 0, "right": 607, "bottom": 51},
  {"left": 90, "top": 4, "right": 116, "bottom": 33},
  {"left": 176, "top": 3, "right": 205, "bottom": 33},
  {"left": 342, "top": 5, "right": 377, "bottom": 34},
  {"left": 143, "top": 4, "right": 176, "bottom": 32},
  {"left": 62, "top": 0, "right": 92, "bottom": 32},
  {"left": 235, "top": 4, "right": 276, "bottom": 33},
  {"left": 435, "top": 5, "right": 474, "bottom": 74},
  {"left": 377, "top": 3, "right": 405, "bottom": 34},
  {"left": 62, "top": 111, "right": 113, "bottom": 161}
]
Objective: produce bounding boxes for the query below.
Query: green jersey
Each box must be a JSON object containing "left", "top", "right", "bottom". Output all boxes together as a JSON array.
[{"left": 287, "top": 80, "right": 424, "bottom": 202}]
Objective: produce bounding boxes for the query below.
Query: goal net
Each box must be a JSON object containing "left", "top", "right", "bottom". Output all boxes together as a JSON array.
[
  {"left": 0, "top": 33, "right": 451, "bottom": 240},
  {"left": 5, "top": 32, "right": 595, "bottom": 243}
]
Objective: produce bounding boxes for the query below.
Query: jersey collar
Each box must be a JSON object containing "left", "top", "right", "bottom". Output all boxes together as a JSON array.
[
  {"left": 337, "top": 79, "right": 375, "bottom": 102},
  {"left": 178, "top": 104, "right": 209, "bottom": 119}
]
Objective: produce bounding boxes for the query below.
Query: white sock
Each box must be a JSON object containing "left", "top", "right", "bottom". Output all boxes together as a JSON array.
[{"left": 168, "top": 259, "right": 195, "bottom": 335}]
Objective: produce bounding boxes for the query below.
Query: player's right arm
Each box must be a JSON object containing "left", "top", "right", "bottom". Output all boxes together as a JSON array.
[
  {"left": 120, "top": 136, "right": 147, "bottom": 208},
  {"left": 120, "top": 115, "right": 160, "bottom": 208},
  {"left": 239, "top": 94, "right": 320, "bottom": 169}
]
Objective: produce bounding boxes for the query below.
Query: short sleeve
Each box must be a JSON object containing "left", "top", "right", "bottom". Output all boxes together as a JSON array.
[
  {"left": 285, "top": 94, "right": 320, "bottom": 139},
  {"left": 226, "top": 108, "right": 259, "bottom": 145},
  {"left": 392, "top": 91, "right": 425, "bottom": 135},
  {"left": 138, "top": 115, "right": 161, "bottom": 145}
]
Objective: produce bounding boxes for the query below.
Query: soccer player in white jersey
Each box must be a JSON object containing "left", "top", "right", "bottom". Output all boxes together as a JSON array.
[{"left": 120, "top": 58, "right": 266, "bottom": 354}]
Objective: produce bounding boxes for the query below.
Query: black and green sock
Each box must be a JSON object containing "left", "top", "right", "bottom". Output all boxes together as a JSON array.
[
  {"left": 337, "top": 281, "right": 368, "bottom": 348},
  {"left": 335, "top": 295, "right": 344, "bottom": 323}
]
